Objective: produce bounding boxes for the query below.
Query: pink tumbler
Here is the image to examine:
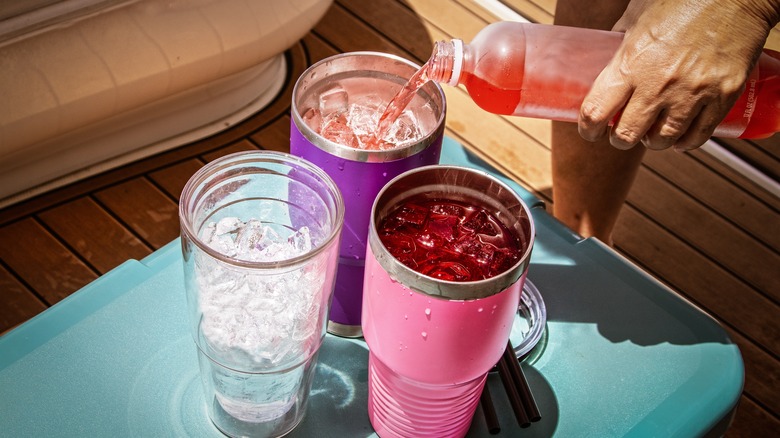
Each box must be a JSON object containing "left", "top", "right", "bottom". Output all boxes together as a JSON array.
[{"left": 362, "top": 165, "right": 535, "bottom": 437}]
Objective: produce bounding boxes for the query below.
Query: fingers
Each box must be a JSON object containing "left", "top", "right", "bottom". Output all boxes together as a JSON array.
[
  {"left": 578, "top": 65, "right": 632, "bottom": 144},
  {"left": 640, "top": 103, "right": 702, "bottom": 151},
  {"left": 579, "top": 70, "right": 719, "bottom": 151},
  {"left": 672, "top": 104, "right": 723, "bottom": 151},
  {"left": 609, "top": 96, "right": 663, "bottom": 150}
]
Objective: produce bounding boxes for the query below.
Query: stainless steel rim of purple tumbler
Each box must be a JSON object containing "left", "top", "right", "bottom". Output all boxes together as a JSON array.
[{"left": 291, "top": 51, "right": 446, "bottom": 163}]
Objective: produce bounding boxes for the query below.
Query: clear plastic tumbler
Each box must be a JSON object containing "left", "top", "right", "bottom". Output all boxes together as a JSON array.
[
  {"left": 291, "top": 51, "right": 446, "bottom": 337},
  {"left": 362, "top": 165, "right": 535, "bottom": 438},
  {"left": 179, "top": 151, "right": 344, "bottom": 437}
]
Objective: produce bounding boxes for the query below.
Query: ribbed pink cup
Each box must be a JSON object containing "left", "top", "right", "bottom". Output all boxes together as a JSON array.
[{"left": 362, "top": 165, "right": 535, "bottom": 438}]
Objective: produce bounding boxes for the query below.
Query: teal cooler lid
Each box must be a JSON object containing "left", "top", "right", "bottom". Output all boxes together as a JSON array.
[{"left": 0, "top": 138, "right": 743, "bottom": 437}]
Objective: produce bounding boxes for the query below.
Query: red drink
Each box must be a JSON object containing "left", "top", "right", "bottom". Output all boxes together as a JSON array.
[{"left": 377, "top": 195, "right": 522, "bottom": 282}]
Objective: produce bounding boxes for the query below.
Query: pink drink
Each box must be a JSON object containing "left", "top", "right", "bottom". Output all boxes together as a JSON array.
[
  {"left": 375, "top": 63, "right": 433, "bottom": 141},
  {"left": 301, "top": 75, "right": 435, "bottom": 151},
  {"left": 362, "top": 166, "right": 535, "bottom": 438},
  {"left": 291, "top": 52, "right": 446, "bottom": 337},
  {"left": 425, "top": 22, "right": 780, "bottom": 139}
]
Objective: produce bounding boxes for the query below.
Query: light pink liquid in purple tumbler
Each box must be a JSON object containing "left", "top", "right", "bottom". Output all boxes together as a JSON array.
[
  {"left": 303, "top": 68, "right": 432, "bottom": 151},
  {"left": 303, "top": 58, "right": 435, "bottom": 150},
  {"left": 374, "top": 64, "right": 433, "bottom": 141}
]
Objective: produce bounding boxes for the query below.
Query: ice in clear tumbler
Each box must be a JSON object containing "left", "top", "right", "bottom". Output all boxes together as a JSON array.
[{"left": 179, "top": 151, "right": 344, "bottom": 437}]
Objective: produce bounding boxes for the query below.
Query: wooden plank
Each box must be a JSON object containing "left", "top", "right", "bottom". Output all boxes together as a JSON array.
[
  {"left": 729, "top": 396, "right": 780, "bottom": 437},
  {"left": 315, "top": 2, "right": 410, "bottom": 60},
  {"left": 37, "top": 197, "right": 152, "bottom": 274},
  {"left": 642, "top": 150, "right": 780, "bottom": 250},
  {"left": 765, "top": 25, "right": 780, "bottom": 51},
  {"left": 251, "top": 116, "right": 294, "bottom": 153},
  {"left": 401, "top": 0, "right": 488, "bottom": 44},
  {"left": 691, "top": 147, "right": 780, "bottom": 209},
  {"left": 452, "top": 0, "right": 503, "bottom": 23},
  {"left": 495, "top": 0, "right": 555, "bottom": 23},
  {"left": 0, "top": 264, "right": 47, "bottom": 334},
  {"left": 715, "top": 137, "right": 780, "bottom": 182},
  {"left": 338, "top": 0, "right": 437, "bottom": 62},
  {"left": 201, "top": 140, "right": 261, "bottom": 163},
  {"left": 727, "top": 328, "right": 780, "bottom": 416},
  {"left": 628, "top": 166, "right": 780, "bottom": 300},
  {"left": 301, "top": 33, "right": 339, "bottom": 65},
  {"left": 94, "top": 178, "right": 180, "bottom": 249},
  {"left": 0, "top": 218, "right": 98, "bottom": 304},
  {"left": 442, "top": 86, "right": 552, "bottom": 190},
  {"left": 613, "top": 208, "right": 779, "bottom": 356},
  {"left": 148, "top": 159, "right": 205, "bottom": 201}
]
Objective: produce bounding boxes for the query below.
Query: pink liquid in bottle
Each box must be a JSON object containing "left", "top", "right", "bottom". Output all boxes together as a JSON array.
[{"left": 425, "top": 21, "right": 780, "bottom": 139}]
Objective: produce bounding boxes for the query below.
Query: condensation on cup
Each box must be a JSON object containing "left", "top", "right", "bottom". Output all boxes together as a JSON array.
[
  {"left": 290, "top": 51, "right": 446, "bottom": 338},
  {"left": 362, "top": 165, "right": 535, "bottom": 438}
]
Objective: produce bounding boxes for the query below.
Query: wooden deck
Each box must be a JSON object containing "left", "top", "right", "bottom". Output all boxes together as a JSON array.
[{"left": 1, "top": 1, "right": 778, "bottom": 436}]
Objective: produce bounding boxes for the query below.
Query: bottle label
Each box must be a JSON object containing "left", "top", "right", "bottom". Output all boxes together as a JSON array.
[{"left": 714, "top": 66, "right": 760, "bottom": 137}]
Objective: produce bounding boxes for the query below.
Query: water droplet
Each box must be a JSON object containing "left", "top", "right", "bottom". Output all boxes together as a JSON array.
[
  {"left": 421, "top": 331, "right": 427, "bottom": 340},
  {"left": 382, "top": 172, "right": 387, "bottom": 177},
  {"left": 424, "top": 308, "right": 431, "bottom": 316},
  {"left": 477, "top": 307, "right": 483, "bottom": 313},
  {"left": 404, "top": 314, "right": 408, "bottom": 320}
]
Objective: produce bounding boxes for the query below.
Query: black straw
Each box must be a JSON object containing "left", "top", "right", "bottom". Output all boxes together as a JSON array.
[
  {"left": 480, "top": 383, "right": 501, "bottom": 434},
  {"left": 504, "top": 341, "right": 541, "bottom": 422},
  {"left": 497, "top": 353, "right": 531, "bottom": 427}
]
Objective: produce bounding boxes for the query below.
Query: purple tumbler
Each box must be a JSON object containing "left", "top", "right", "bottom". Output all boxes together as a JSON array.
[{"left": 291, "top": 52, "right": 446, "bottom": 337}]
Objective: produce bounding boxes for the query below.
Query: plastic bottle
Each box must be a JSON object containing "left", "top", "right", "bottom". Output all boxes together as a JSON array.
[{"left": 426, "top": 21, "right": 780, "bottom": 139}]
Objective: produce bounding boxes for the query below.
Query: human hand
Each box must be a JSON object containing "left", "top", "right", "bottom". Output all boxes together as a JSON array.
[{"left": 578, "top": 0, "right": 779, "bottom": 151}]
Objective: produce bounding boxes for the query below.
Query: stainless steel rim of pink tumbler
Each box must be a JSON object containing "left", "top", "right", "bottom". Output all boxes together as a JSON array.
[
  {"left": 368, "top": 165, "right": 535, "bottom": 300},
  {"left": 291, "top": 51, "right": 446, "bottom": 162}
]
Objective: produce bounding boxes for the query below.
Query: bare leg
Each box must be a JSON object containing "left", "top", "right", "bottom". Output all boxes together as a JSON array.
[{"left": 552, "top": 0, "right": 645, "bottom": 245}]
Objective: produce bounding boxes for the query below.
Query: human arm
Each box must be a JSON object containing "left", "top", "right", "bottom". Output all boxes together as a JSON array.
[{"left": 578, "top": 0, "right": 780, "bottom": 151}]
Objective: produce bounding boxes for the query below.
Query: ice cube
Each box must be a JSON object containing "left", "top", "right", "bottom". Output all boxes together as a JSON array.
[
  {"left": 287, "top": 226, "right": 312, "bottom": 254},
  {"left": 426, "top": 215, "right": 459, "bottom": 242},
  {"left": 430, "top": 202, "right": 464, "bottom": 217},
  {"left": 215, "top": 217, "right": 244, "bottom": 236},
  {"left": 419, "top": 260, "right": 471, "bottom": 282},
  {"left": 301, "top": 108, "right": 322, "bottom": 132},
  {"left": 346, "top": 103, "right": 381, "bottom": 149},
  {"left": 318, "top": 84, "right": 349, "bottom": 117},
  {"left": 200, "top": 222, "right": 217, "bottom": 243},
  {"left": 235, "top": 219, "right": 264, "bottom": 254},
  {"left": 462, "top": 211, "right": 499, "bottom": 236},
  {"left": 382, "top": 110, "right": 422, "bottom": 146},
  {"left": 320, "top": 113, "right": 359, "bottom": 148},
  {"left": 489, "top": 248, "right": 517, "bottom": 276},
  {"left": 394, "top": 203, "right": 428, "bottom": 228}
]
